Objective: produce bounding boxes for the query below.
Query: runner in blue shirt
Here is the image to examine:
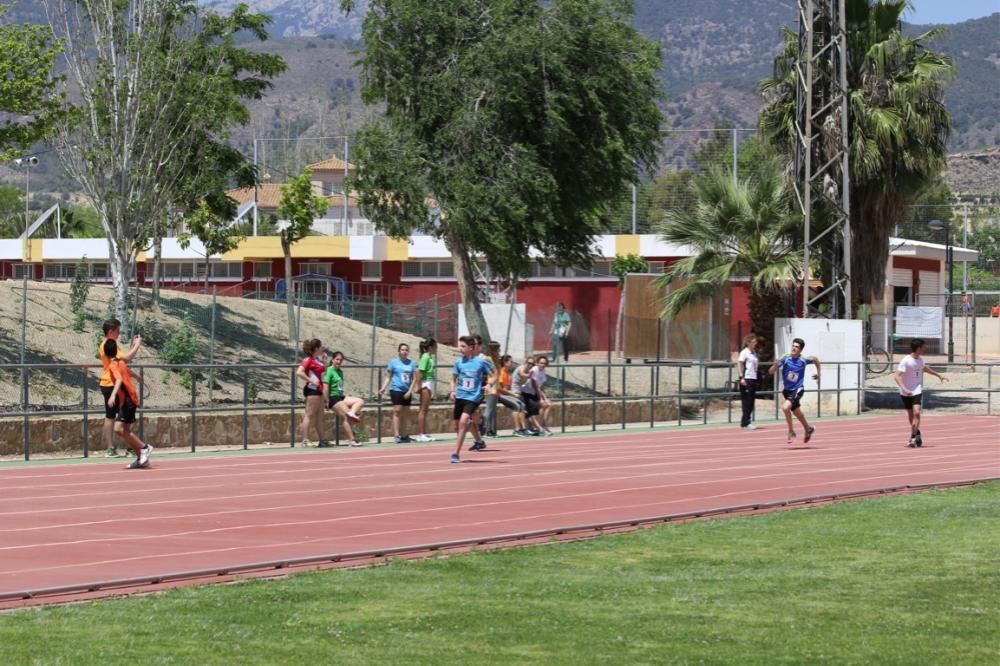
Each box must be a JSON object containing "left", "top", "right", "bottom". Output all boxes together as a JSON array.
[
  {"left": 769, "top": 337, "right": 821, "bottom": 447},
  {"left": 449, "top": 335, "right": 494, "bottom": 463},
  {"left": 378, "top": 343, "right": 416, "bottom": 443}
]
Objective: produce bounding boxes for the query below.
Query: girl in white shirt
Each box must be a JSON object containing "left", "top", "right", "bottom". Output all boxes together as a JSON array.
[{"left": 737, "top": 334, "right": 760, "bottom": 429}]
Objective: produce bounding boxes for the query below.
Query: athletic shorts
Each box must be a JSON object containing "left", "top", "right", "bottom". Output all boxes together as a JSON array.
[
  {"left": 303, "top": 387, "right": 323, "bottom": 398},
  {"left": 328, "top": 395, "right": 345, "bottom": 409},
  {"left": 782, "top": 388, "right": 805, "bottom": 411},
  {"left": 453, "top": 398, "right": 481, "bottom": 421},
  {"left": 900, "top": 393, "right": 922, "bottom": 409},
  {"left": 522, "top": 392, "right": 540, "bottom": 417},
  {"left": 390, "top": 390, "right": 412, "bottom": 406},
  {"left": 115, "top": 394, "right": 137, "bottom": 425},
  {"left": 420, "top": 380, "right": 433, "bottom": 392},
  {"left": 100, "top": 386, "right": 119, "bottom": 420}
]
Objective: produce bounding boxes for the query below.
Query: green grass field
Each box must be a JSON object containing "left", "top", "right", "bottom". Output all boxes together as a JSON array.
[{"left": 1, "top": 483, "right": 997, "bottom": 665}]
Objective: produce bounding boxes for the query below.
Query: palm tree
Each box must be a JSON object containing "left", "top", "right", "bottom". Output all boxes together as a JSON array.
[
  {"left": 653, "top": 163, "right": 801, "bottom": 356},
  {"left": 759, "top": 0, "right": 953, "bottom": 305}
]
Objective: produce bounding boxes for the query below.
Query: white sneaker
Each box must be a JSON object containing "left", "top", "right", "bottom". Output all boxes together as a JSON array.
[
  {"left": 742, "top": 424, "right": 757, "bottom": 431},
  {"left": 347, "top": 412, "right": 361, "bottom": 423},
  {"left": 302, "top": 439, "right": 312, "bottom": 448},
  {"left": 138, "top": 444, "right": 153, "bottom": 467},
  {"left": 350, "top": 441, "right": 364, "bottom": 447},
  {"left": 415, "top": 434, "right": 434, "bottom": 442}
]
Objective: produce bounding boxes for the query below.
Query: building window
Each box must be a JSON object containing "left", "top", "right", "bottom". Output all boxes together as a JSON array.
[
  {"left": 362, "top": 261, "right": 382, "bottom": 280},
  {"left": 13, "top": 264, "right": 33, "bottom": 279},
  {"left": 253, "top": 261, "right": 272, "bottom": 280},
  {"left": 648, "top": 261, "right": 665, "bottom": 273},
  {"left": 300, "top": 262, "right": 332, "bottom": 276},
  {"left": 43, "top": 263, "right": 75, "bottom": 280},
  {"left": 209, "top": 262, "right": 242, "bottom": 279},
  {"left": 400, "top": 260, "right": 455, "bottom": 279}
]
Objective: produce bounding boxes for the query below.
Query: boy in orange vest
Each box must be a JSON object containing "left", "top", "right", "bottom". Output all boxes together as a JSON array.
[
  {"left": 99, "top": 319, "right": 142, "bottom": 456},
  {"left": 105, "top": 339, "right": 153, "bottom": 469}
]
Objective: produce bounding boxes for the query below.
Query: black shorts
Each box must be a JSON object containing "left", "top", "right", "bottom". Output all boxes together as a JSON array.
[
  {"left": 782, "top": 388, "right": 805, "bottom": 411},
  {"left": 453, "top": 398, "right": 481, "bottom": 421},
  {"left": 522, "top": 392, "right": 540, "bottom": 417},
  {"left": 328, "top": 395, "right": 345, "bottom": 409},
  {"left": 100, "top": 386, "right": 118, "bottom": 420},
  {"left": 303, "top": 387, "right": 323, "bottom": 398},
  {"left": 115, "top": 394, "right": 137, "bottom": 425},
  {"left": 390, "top": 390, "right": 412, "bottom": 406},
  {"left": 900, "top": 393, "right": 923, "bottom": 409}
]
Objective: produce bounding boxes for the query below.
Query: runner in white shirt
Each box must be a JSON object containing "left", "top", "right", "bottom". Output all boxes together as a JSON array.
[
  {"left": 737, "top": 334, "right": 760, "bottom": 430},
  {"left": 893, "top": 338, "right": 947, "bottom": 448}
]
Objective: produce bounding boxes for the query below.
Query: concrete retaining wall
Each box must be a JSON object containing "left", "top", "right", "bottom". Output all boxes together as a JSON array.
[{"left": 0, "top": 398, "right": 680, "bottom": 457}]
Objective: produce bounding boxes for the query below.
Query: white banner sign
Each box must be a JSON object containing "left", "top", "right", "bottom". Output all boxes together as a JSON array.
[{"left": 895, "top": 306, "right": 943, "bottom": 338}]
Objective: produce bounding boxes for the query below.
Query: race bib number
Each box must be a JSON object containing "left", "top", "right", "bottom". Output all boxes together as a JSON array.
[
  {"left": 461, "top": 377, "right": 476, "bottom": 391},
  {"left": 401, "top": 372, "right": 411, "bottom": 384},
  {"left": 786, "top": 371, "right": 799, "bottom": 382}
]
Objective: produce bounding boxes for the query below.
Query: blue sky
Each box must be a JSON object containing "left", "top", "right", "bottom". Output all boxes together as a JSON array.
[{"left": 906, "top": 0, "right": 1000, "bottom": 24}]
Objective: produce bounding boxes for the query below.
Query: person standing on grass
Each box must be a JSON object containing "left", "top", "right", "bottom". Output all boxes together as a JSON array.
[
  {"left": 296, "top": 338, "right": 329, "bottom": 448},
  {"left": 550, "top": 302, "right": 571, "bottom": 363},
  {"left": 894, "top": 338, "right": 948, "bottom": 448},
  {"left": 449, "top": 335, "right": 494, "bottom": 464},
  {"left": 409, "top": 337, "right": 438, "bottom": 442},
  {"left": 323, "top": 350, "right": 365, "bottom": 447},
  {"left": 98, "top": 319, "right": 142, "bottom": 457},
  {"left": 737, "top": 333, "right": 760, "bottom": 430},
  {"left": 104, "top": 340, "right": 152, "bottom": 469},
  {"left": 769, "top": 338, "right": 821, "bottom": 447},
  {"left": 379, "top": 343, "right": 416, "bottom": 443}
]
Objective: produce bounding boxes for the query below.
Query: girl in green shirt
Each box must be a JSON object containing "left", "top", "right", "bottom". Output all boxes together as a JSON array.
[
  {"left": 410, "top": 337, "right": 437, "bottom": 442},
  {"left": 322, "top": 351, "right": 365, "bottom": 446}
]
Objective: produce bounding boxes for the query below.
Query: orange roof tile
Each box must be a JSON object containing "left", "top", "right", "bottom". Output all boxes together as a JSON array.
[
  {"left": 307, "top": 157, "right": 357, "bottom": 172},
  {"left": 226, "top": 185, "right": 359, "bottom": 211}
]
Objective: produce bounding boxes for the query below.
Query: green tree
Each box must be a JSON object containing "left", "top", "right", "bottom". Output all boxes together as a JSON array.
[
  {"left": 278, "top": 168, "right": 328, "bottom": 344},
  {"left": 759, "top": 0, "right": 954, "bottom": 305},
  {"left": 69, "top": 256, "right": 91, "bottom": 331},
  {"left": 339, "top": 0, "right": 663, "bottom": 340},
  {"left": 61, "top": 203, "right": 104, "bottom": 238},
  {"left": 0, "top": 184, "right": 23, "bottom": 237},
  {"left": 654, "top": 163, "right": 801, "bottom": 354},
  {"left": 969, "top": 222, "right": 1000, "bottom": 266},
  {"left": 178, "top": 201, "right": 246, "bottom": 294},
  {"left": 48, "top": 0, "right": 285, "bottom": 334},
  {"left": 0, "top": 4, "right": 65, "bottom": 160}
]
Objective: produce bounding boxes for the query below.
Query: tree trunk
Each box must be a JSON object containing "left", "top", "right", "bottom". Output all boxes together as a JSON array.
[
  {"left": 109, "top": 239, "right": 132, "bottom": 337},
  {"left": 151, "top": 232, "right": 162, "bottom": 307},
  {"left": 282, "top": 238, "right": 296, "bottom": 346},
  {"left": 445, "top": 232, "right": 490, "bottom": 344}
]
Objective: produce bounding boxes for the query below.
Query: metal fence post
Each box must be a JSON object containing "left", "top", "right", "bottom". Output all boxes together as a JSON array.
[
  {"left": 988, "top": 365, "right": 993, "bottom": 416},
  {"left": 82, "top": 366, "right": 90, "bottom": 458},
  {"left": 677, "top": 366, "right": 683, "bottom": 427},
  {"left": 242, "top": 370, "right": 249, "bottom": 450},
  {"left": 190, "top": 367, "right": 198, "bottom": 453},
  {"left": 290, "top": 365, "right": 297, "bottom": 447},
  {"left": 649, "top": 365, "right": 655, "bottom": 429},
  {"left": 727, "top": 365, "right": 733, "bottom": 424},
  {"left": 591, "top": 365, "right": 597, "bottom": 432},
  {"left": 23, "top": 368, "right": 30, "bottom": 461},
  {"left": 560, "top": 363, "right": 566, "bottom": 433},
  {"left": 836, "top": 362, "right": 841, "bottom": 416},
  {"left": 620, "top": 364, "right": 626, "bottom": 429}
]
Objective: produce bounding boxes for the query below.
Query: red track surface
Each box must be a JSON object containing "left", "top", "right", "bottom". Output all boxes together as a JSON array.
[{"left": 1, "top": 414, "right": 997, "bottom": 608}]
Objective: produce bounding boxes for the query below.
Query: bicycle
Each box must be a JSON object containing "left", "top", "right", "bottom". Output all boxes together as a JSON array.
[{"left": 865, "top": 343, "right": 892, "bottom": 375}]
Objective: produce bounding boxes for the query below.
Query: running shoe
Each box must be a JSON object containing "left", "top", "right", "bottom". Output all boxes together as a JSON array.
[
  {"left": 803, "top": 426, "right": 815, "bottom": 444},
  {"left": 318, "top": 440, "right": 332, "bottom": 448},
  {"left": 346, "top": 412, "right": 361, "bottom": 423},
  {"left": 742, "top": 424, "right": 757, "bottom": 431},
  {"left": 528, "top": 429, "right": 542, "bottom": 436},
  {"left": 104, "top": 447, "right": 120, "bottom": 458},
  {"left": 301, "top": 439, "right": 313, "bottom": 448},
  {"left": 400, "top": 435, "right": 413, "bottom": 443},
  {"left": 470, "top": 440, "right": 486, "bottom": 451},
  {"left": 450, "top": 453, "right": 460, "bottom": 464},
  {"left": 542, "top": 428, "right": 554, "bottom": 437},
  {"left": 907, "top": 436, "right": 917, "bottom": 447},
  {"left": 126, "top": 459, "right": 144, "bottom": 470},
  {"left": 787, "top": 431, "right": 797, "bottom": 446},
  {"left": 513, "top": 429, "right": 528, "bottom": 437},
  {"left": 350, "top": 441, "right": 364, "bottom": 447},
  {"left": 393, "top": 436, "right": 403, "bottom": 444},
  {"left": 914, "top": 435, "right": 923, "bottom": 448},
  {"left": 138, "top": 444, "right": 153, "bottom": 467}
]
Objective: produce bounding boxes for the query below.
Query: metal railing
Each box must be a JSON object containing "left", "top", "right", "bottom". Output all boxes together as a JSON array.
[{"left": 0, "top": 360, "right": 995, "bottom": 461}]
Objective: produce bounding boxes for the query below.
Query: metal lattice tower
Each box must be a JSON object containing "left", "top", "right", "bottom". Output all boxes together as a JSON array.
[{"left": 793, "top": 0, "right": 851, "bottom": 317}]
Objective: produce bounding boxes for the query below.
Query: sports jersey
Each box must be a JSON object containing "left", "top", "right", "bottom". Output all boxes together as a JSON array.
[
  {"left": 896, "top": 355, "right": 924, "bottom": 395},
  {"left": 417, "top": 352, "right": 435, "bottom": 382},
  {"left": 323, "top": 366, "right": 345, "bottom": 397},
  {"left": 300, "top": 356, "right": 326, "bottom": 391},
  {"left": 778, "top": 354, "right": 814, "bottom": 392},
  {"left": 499, "top": 367, "right": 512, "bottom": 390},
  {"left": 98, "top": 339, "right": 123, "bottom": 388},
  {"left": 452, "top": 356, "right": 494, "bottom": 402},
  {"left": 387, "top": 357, "right": 415, "bottom": 392}
]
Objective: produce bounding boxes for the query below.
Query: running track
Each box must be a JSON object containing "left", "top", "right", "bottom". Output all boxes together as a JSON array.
[{"left": 1, "top": 414, "right": 997, "bottom": 607}]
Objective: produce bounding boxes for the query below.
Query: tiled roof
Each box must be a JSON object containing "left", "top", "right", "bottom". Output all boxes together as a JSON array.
[
  {"left": 307, "top": 157, "right": 357, "bottom": 172},
  {"left": 226, "top": 185, "right": 359, "bottom": 210}
]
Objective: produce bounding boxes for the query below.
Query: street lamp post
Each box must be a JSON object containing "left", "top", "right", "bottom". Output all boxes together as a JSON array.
[
  {"left": 13, "top": 156, "right": 39, "bottom": 238},
  {"left": 928, "top": 219, "right": 954, "bottom": 363}
]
